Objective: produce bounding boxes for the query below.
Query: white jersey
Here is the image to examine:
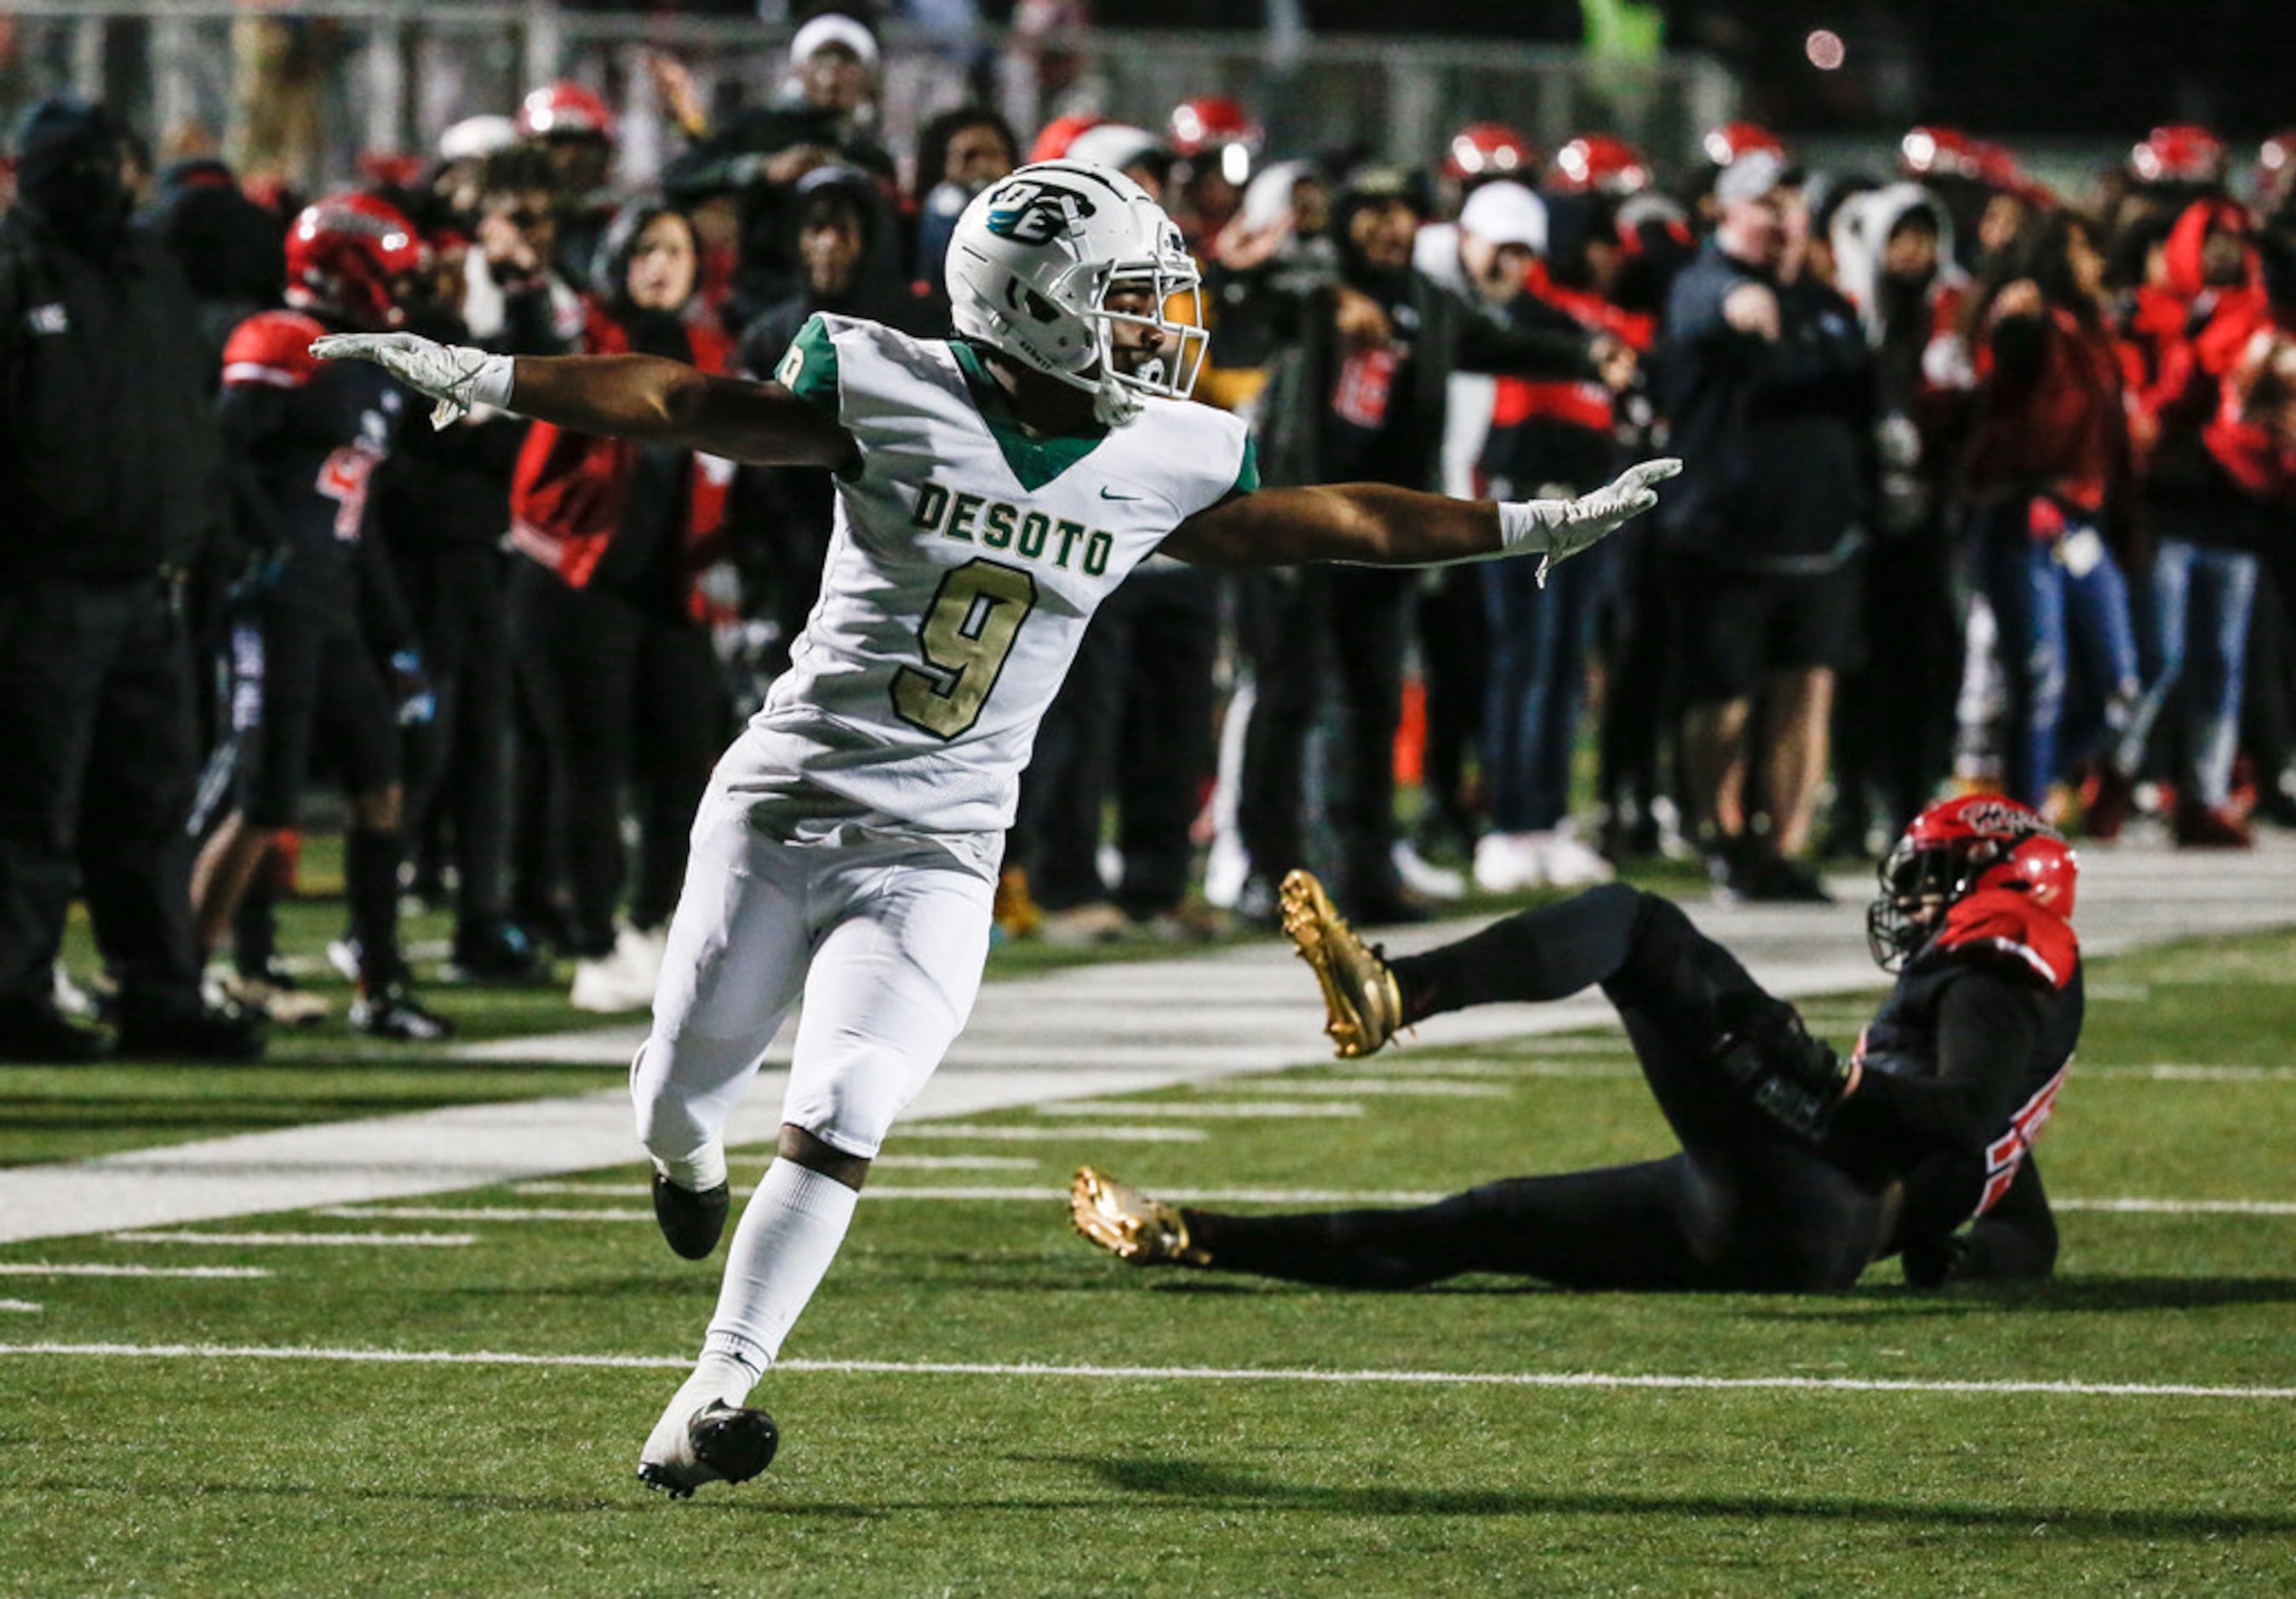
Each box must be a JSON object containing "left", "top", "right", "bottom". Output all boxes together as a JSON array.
[{"left": 717, "top": 312, "right": 1257, "bottom": 845}]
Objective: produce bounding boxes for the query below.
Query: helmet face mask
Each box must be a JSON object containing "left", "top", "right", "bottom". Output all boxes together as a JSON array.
[
  {"left": 947, "top": 160, "right": 1207, "bottom": 425},
  {"left": 1865, "top": 794, "right": 2076, "bottom": 971}
]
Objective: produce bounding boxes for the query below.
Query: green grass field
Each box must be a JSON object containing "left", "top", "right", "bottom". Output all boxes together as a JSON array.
[{"left": 3, "top": 903, "right": 2293, "bottom": 1596}]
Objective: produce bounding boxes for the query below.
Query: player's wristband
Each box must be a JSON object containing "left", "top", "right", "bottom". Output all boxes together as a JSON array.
[{"left": 461, "top": 348, "right": 517, "bottom": 412}]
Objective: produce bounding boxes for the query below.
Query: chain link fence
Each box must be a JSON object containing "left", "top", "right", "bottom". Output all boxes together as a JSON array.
[{"left": 0, "top": 3, "right": 1735, "bottom": 192}]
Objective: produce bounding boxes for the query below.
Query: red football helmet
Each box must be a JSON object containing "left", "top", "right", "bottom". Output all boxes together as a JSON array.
[
  {"left": 2130, "top": 123, "right": 2226, "bottom": 186},
  {"left": 1548, "top": 135, "right": 1651, "bottom": 197},
  {"left": 283, "top": 192, "right": 424, "bottom": 331},
  {"left": 1166, "top": 95, "right": 1262, "bottom": 161},
  {"left": 516, "top": 81, "right": 614, "bottom": 142},
  {"left": 1867, "top": 794, "right": 2078, "bottom": 970},
  {"left": 1446, "top": 122, "right": 1539, "bottom": 185},
  {"left": 1702, "top": 120, "right": 1785, "bottom": 169},
  {"left": 1898, "top": 125, "right": 1986, "bottom": 181}
]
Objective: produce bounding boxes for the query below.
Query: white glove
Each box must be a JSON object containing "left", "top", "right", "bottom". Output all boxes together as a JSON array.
[
  {"left": 308, "top": 332, "right": 516, "bottom": 429},
  {"left": 1497, "top": 456, "right": 1682, "bottom": 586}
]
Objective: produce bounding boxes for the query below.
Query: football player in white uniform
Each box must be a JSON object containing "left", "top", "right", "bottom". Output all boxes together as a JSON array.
[{"left": 314, "top": 159, "right": 1678, "bottom": 1498}]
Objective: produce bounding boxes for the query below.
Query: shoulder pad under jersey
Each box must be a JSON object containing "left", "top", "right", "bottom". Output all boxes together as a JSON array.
[
  {"left": 1921, "top": 887, "right": 2079, "bottom": 990},
  {"left": 221, "top": 310, "right": 331, "bottom": 390}
]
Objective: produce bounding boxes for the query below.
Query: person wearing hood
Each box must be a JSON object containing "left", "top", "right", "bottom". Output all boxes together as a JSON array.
[
  {"left": 1827, "top": 182, "right": 1972, "bottom": 848},
  {"left": 507, "top": 197, "right": 737, "bottom": 1012},
  {"left": 1238, "top": 163, "right": 1612, "bottom": 926},
  {"left": 730, "top": 163, "right": 927, "bottom": 688},
  {"left": 0, "top": 98, "right": 263, "bottom": 1063}
]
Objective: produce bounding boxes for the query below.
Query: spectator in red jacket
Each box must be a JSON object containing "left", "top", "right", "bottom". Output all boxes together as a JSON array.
[
  {"left": 1960, "top": 209, "right": 2141, "bottom": 817},
  {"left": 2100, "top": 198, "right": 2265, "bottom": 845},
  {"left": 507, "top": 197, "right": 735, "bottom": 1011}
]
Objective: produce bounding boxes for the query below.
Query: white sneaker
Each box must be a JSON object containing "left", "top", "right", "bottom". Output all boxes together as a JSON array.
[
  {"left": 570, "top": 935, "right": 659, "bottom": 1014},
  {"left": 617, "top": 924, "right": 667, "bottom": 989},
  {"left": 1473, "top": 831, "right": 1547, "bottom": 894},
  {"left": 1534, "top": 825, "right": 1616, "bottom": 888},
  {"left": 1391, "top": 840, "right": 1466, "bottom": 902},
  {"left": 53, "top": 964, "right": 99, "bottom": 1021}
]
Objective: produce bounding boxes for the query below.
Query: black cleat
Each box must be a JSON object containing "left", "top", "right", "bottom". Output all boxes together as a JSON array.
[
  {"left": 438, "top": 922, "right": 552, "bottom": 988},
  {"left": 652, "top": 1172, "right": 730, "bottom": 1260},
  {"left": 349, "top": 983, "right": 455, "bottom": 1042},
  {"left": 114, "top": 1000, "right": 266, "bottom": 1063},
  {"left": 637, "top": 1401, "right": 779, "bottom": 1499}
]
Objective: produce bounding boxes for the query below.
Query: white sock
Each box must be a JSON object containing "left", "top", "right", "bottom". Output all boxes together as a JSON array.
[{"left": 700, "top": 1157, "right": 861, "bottom": 1370}]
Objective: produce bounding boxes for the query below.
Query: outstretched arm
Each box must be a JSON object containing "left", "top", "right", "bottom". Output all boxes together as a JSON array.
[
  {"left": 309, "top": 332, "right": 859, "bottom": 471},
  {"left": 1161, "top": 458, "right": 1679, "bottom": 582}
]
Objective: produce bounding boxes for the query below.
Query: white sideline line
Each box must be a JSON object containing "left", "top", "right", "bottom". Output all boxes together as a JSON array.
[
  {"left": 2054, "top": 1198, "right": 2296, "bottom": 1215},
  {"left": 1215, "top": 1080, "right": 1513, "bottom": 1098},
  {"left": 900, "top": 1124, "right": 1208, "bottom": 1142},
  {"left": 108, "top": 1231, "right": 478, "bottom": 1247},
  {"left": 0, "top": 1341, "right": 2287, "bottom": 1401},
  {"left": 0, "top": 1263, "right": 272, "bottom": 1280},
  {"left": 319, "top": 1191, "right": 2296, "bottom": 1218},
  {"left": 0, "top": 1301, "right": 39, "bottom": 1314},
  {"left": 2080, "top": 1065, "right": 2293, "bottom": 1081},
  {"left": 1028, "top": 1102, "right": 1365, "bottom": 1119},
  {"left": 316, "top": 1208, "right": 632, "bottom": 1224}
]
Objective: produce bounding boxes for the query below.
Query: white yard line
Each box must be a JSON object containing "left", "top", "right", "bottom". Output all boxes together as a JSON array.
[
  {"left": 1, "top": 1340, "right": 2288, "bottom": 1402},
  {"left": 319, "top": 1191, "right": 2296, "bottom": 1218},
  {"left": 0, "top": 1263, "right": 272, "bottom": 1279},
  {"left": 0, "top": 1301, "right": 40, "bottom": 1314},
  {"left": 1028, "top": 1101, "right": 1366, "bottom": 1119},
  {"left": 107, "top": 1231, "right": 478, "bottom": 1247},
  {"left": 899, "top": 1124, "right": 1208, "bottom": 1142}
]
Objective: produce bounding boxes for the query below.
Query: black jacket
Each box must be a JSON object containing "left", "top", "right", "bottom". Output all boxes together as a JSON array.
[
  {"left": 1652, "top": 240, "right": 1875, "bottom": 572},
  {"left": 0, "top": 212, "right": 224, "bottom": 585},
  {"left": 1251, "top": 261, "right": 1597, "bottom": 492}
]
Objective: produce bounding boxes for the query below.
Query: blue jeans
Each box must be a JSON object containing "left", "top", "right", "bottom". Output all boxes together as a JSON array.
[
  {"left": 2116, "top": 539, "right": 2259, "bottom": 808},
  {"left": 1976, "top": 503, "right": 2140, "bottom": 808},
  {"left": 1480, "top": 538, "right": 1612, "bottom": 831}
]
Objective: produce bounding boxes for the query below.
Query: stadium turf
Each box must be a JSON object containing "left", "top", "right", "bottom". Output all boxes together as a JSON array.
[{"left": 3, "top": 906, "right": 2291, "bottom": 1594}]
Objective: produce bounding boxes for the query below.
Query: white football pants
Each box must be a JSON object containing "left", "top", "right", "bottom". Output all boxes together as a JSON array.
[{"left": 631, "top": 788, "right": 996, "bottom": 1167}]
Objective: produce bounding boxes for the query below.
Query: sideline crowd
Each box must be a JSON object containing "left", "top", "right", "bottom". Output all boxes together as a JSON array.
[{"left": 5, "top": 12, "right": 2295, "bottom": 1062}]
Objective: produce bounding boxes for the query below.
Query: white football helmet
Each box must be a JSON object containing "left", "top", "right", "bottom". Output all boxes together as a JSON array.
[{"left": 946, "top": 158, "right": 1206, "bottom": 425}]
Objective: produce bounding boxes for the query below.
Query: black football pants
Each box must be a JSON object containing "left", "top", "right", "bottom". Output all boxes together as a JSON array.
[
  {"left": 0, "top": 576, "right": 203, "bottom": 1011},
  {"left": 1186, "top": 885, "right": 1889, "bottom": 1292}
]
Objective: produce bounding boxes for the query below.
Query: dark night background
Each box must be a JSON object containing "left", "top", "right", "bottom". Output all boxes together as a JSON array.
[{"left": 1061, "top": 1, "right": 2296, "bottom": 137}]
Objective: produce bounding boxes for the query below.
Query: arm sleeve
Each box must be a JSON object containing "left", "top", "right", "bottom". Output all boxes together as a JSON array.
[
  {"left": 1838, "top": 966, "right": 2046, "bottom": 1155},
  {"left": 216, "top": 389, "right": 297, "bottom": 553},
  {"left": 1901, "top": 1153, "right": 2058, "bottom": 1287},
  {"left": 772, "top": 314, "right": 842, "bottom": 415},
  {"left": 1451, "top": 294, "right": 1603, "bottom": 380}
]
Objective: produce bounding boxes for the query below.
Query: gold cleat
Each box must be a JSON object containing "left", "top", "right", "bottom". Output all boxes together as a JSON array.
[
  {"left": 1069, "top": 1166, "right": 1207, "bottom": 1267},
  {"left": 1278, "top": 868, "right": 1406, "bottom": 1059}
]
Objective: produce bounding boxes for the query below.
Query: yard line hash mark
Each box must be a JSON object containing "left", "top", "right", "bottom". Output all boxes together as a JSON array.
[{"left": 1, "top": 1343, "right": 2289, "bottom": 1402}]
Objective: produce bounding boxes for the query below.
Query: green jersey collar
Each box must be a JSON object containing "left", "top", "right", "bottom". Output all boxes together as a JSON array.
[{"left": 948, "top": 339, "right": 1110, "bottom": 493}]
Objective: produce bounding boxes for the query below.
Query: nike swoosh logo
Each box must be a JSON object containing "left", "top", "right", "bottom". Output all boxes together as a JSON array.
[{"left": 1099, "top": 487, "right": 1142, "bottom": 501}]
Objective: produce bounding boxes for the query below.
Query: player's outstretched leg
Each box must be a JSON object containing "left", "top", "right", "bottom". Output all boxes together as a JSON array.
[
  {"left": 1279, "top": 869, "right": 1406, "bottom": 1058},
  {"left": 1071, "top": 1166, "right": 1210, "bottom": 1265}
]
